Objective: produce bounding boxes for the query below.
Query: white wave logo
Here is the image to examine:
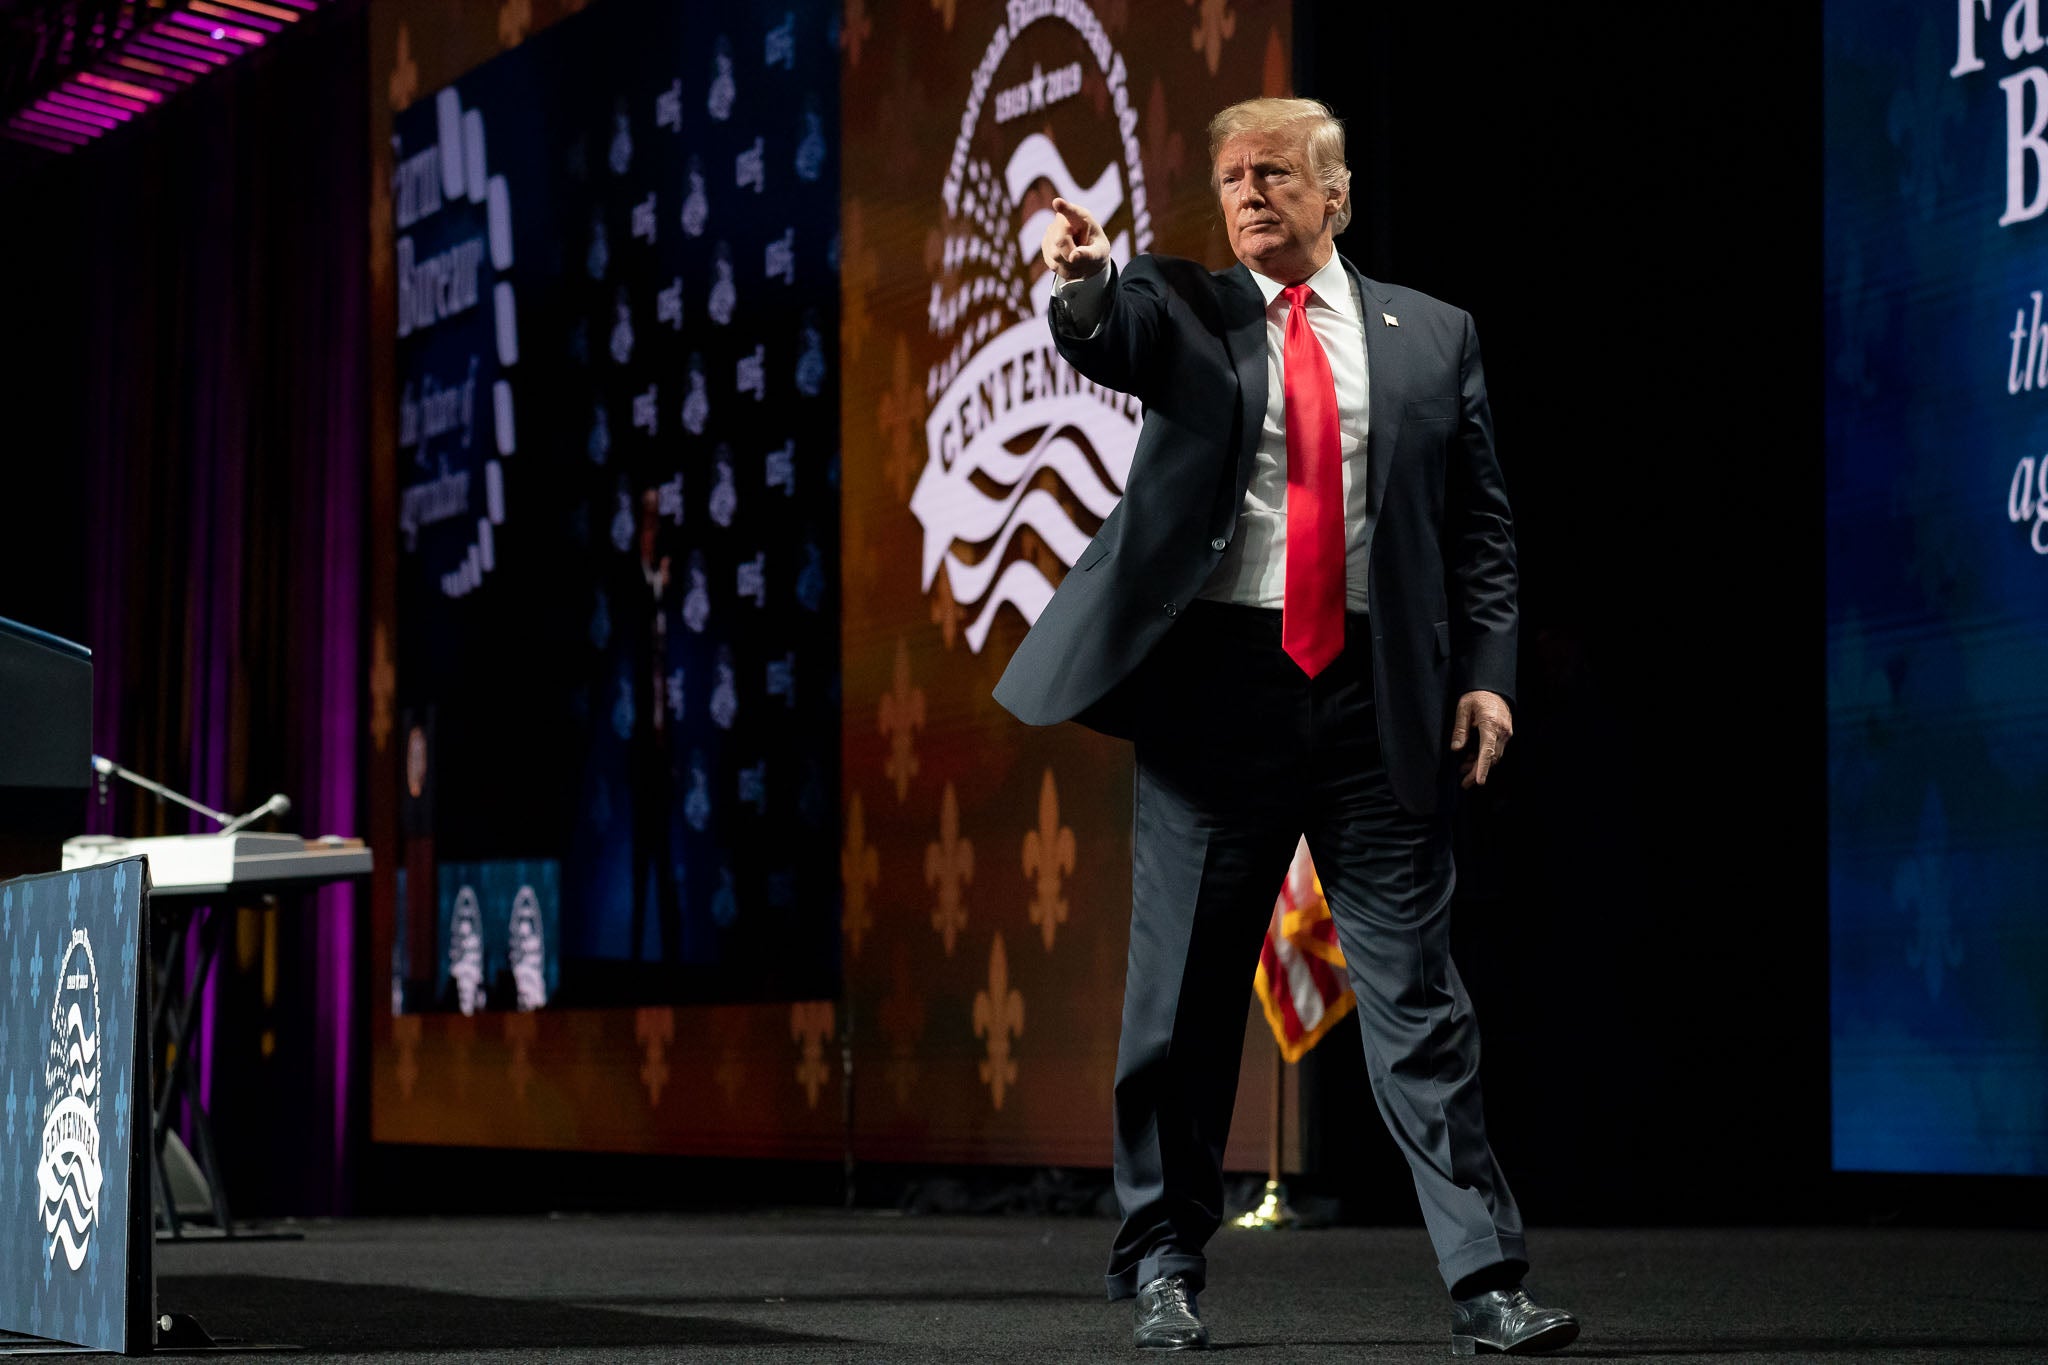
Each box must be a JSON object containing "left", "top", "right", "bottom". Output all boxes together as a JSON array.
[
  {"left": 448, "top": 885, "right": 485, "bottom": 1015},
  {"left": 38, "top": 929, "right": 102, "bottom": 1272},
  {"left": 911, "top": 2, "right": 1152, "bottom": 653},
  {"left": 508, "top": 884, "right": 548, "bottom": 1012}
]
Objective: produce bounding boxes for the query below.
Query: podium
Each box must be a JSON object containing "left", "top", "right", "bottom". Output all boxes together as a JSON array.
[
  {"left": 0, "top": 620, "right": 155, "bottom": 1355},
  {"left": 0, "top": 616, "right": 90, "bottom": 883}
]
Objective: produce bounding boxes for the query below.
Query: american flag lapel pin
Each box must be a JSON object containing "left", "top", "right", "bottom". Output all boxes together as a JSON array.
[{"left": 1382, "top": 312, "right": 1399, "bottom": 327}]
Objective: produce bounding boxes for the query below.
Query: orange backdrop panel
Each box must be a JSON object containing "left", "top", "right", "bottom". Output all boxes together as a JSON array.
[{"left": 840, "top": 0, "right": 1293, "bottom": 1168}]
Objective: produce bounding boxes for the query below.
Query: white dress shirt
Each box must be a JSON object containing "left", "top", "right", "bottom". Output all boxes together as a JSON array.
[{"left": 1057, "top": 253, "right": 1371, "bottom": 610}]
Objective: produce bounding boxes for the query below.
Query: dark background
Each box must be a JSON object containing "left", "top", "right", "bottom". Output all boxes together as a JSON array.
[
  {"left": 0, "top": 0, "right": 2037, "bottom": 1225},
  {"left": 1292, "top": 6, "right": 1833, "bottom": 1226}
]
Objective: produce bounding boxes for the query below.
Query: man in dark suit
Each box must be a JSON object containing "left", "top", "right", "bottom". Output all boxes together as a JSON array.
[{"left": 993, "top": 98, "right": 1577, "bottom": 1355}]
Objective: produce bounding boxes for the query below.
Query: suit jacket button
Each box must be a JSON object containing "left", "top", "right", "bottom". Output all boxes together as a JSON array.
[
  {"left": 1209, "top": 537, "right": 1227, "bottom": 551},
  {"left": 1163, "top": 602, "right": 1179, "bottom": 617}
]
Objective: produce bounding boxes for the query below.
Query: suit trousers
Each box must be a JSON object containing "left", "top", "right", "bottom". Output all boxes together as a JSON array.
[{"left": 1105, "top": 600, "right": 1527, "bottom": 1299}]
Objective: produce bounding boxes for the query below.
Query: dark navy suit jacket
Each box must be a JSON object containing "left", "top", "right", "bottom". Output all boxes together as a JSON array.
[{"left": 991, "top": 253, "right": 1517, "bottom": 816}]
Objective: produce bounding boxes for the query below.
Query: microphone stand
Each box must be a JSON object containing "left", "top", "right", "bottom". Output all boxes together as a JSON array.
[
  {"left": 90, "top": 755, "right": 291, "bottom": 834},
  {"left": 84, "top": 756, "right": 304, "bottom": 1271}
]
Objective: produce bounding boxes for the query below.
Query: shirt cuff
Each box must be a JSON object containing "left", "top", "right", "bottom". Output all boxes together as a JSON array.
[{"left": 1052, "top": 263, "right": 1113, "bottom": 336}]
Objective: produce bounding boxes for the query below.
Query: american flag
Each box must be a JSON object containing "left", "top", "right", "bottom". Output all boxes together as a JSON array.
[{"left": 1253, "top": 838, "right": 1355, "bottom": 1063}]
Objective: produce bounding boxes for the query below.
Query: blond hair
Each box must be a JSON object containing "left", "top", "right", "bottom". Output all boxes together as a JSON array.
[{"left": 1207, "top": 97, "right": 1353, "bottom": 235}]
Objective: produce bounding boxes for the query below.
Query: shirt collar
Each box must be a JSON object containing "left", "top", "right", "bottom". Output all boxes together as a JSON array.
[{"left": 1248, "top": 251, "right": 1355, "bottom": 321}]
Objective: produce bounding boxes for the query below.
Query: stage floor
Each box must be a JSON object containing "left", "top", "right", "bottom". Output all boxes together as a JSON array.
[{"left": 140, "top": 1216, "right": 2046, "bottom": 1362}]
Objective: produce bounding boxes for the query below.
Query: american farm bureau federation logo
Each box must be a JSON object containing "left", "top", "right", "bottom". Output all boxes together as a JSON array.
[
  {"left": 38, "top": 929, "right": 102, "bottom": 1271},
  {"left": 448, "top": 885, "right": 486, "bottom": 1015},
  {"left": 912, "top": 0, "right": 1151, "bottom": 652},
  {"left": 508, "top": 883, "right": 548, "bottom": 1011}
]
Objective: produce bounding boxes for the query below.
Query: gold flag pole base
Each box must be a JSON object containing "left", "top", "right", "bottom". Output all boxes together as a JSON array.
[
  {"left": 1234, "top": 1039, "right": 1297, "bottom": 1230},
  {"left": 1233, "top": 1179, "right": 1298, "bottom": 1231}
]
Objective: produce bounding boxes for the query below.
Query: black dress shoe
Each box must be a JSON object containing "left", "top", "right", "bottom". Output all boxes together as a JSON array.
[
  {"left": 1133, "top": 1274, "right": 1208, "bottom": 1350},
  {"left": 1449, "top": 1286, "right": 1578, "bottom": 1355}
]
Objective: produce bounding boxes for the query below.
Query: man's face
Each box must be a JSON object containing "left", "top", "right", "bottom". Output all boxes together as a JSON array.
[{"left": 1215, "top": 129, "right": 1339, "bottom": 283}]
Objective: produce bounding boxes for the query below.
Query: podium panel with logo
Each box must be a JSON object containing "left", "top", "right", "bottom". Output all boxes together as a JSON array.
[{"left": 0, "top": 859, "right": 151, "bottom": 1355}]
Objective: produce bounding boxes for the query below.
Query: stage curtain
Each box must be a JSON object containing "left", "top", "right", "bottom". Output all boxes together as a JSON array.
[{"left": 0, "top": 3, "right": 371, "bottom": 1216}]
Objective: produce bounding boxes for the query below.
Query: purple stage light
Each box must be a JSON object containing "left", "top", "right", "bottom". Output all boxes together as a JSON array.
[
  {"left": 126, "top": 39, "right": 219, "bottom": 75},
  {"left": 45, "top": 91, "right": 134, "bottom": 125},
  {"left": 3, "top": 0, "right": 327, "bottom": 152},
  {"left": 31, "top": 97, "right": 118, "bottom": 131},
  {"left": 191, "top": 1, "right": 286, "bottom": 35},
  {"left": 10, "top": 113, "right": 88, "bottom": 146},
  {"left": 209, "top": 0, "right": 302, "bottom": 22},
  {"left": 112, "top": 54, "right": 196, "bottom": 85},
  {"left": 17, "top": 106, "right": 102, "bottom": 139},
  {"left": 135, "top": 30, "right": 233, "bottom": 65},
  {"left": 60, "top": 84, "right": 150, "bottom": 115},
  {"left": 76, "top": 72, "right": 165, "bottom": 105},
  {"left": 166, "top": 11, "right": 260, "bottom": 49}
]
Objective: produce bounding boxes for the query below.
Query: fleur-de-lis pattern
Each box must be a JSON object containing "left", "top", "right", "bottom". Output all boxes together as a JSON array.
[
  {"left": 878, "top": 637, "right": 926, "bottom": 802},
  {"left": 842, "top": 0, "right": 875, "bottom": 68},
  {"left": 791, "top": 1000, "right": 836, "bottom": 1107},
  {"left": 840, "top": 199, "right": 879, "bottom": 360},
  {"left": 497, "top": 0, "right": 533, "bottom": 49},
  {"left": 925, "top": 782, "right": 974, "bottom": 955},
  {"left": 879, "top": 945, "right": 926, "bottom": 1106},
  {"left": 842, "top": 793, "right": 881, "bottom": 956},
  {"left": 1188, "top": 0, "right": 1237, "bottom": 75},
  {"left": 972, "top": 934, "right": 1024, "bottom": 1110},
  {"left": 929, "top": 566, "right": 962, "bottom": 650},
  {"left": 875, "top": 333, "right": 922, "bottom": 502},
  {"left": 636, "top": 1007, "right": 675, "bottom": 1105},
  {"left": 389, "top": 23, "right": 420, "bottom": 110},
  {"left": 1022, "top": 769, "right": 1076, "bottom": 952}
]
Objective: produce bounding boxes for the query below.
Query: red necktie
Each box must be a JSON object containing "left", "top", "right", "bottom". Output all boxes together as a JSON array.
[{"left": 1281, "top": 283, "right": 1344, "bottom": 678}]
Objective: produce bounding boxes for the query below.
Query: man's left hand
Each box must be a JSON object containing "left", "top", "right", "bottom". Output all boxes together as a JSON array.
[{"left": 1450, "top": 691, "right": 1513, "bottom": 789}]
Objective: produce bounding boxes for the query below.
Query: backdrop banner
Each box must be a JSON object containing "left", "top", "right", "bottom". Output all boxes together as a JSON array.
[
  {"left": 1826, "top": 0, "right": 2048, "bottom": 1175},
  {"left": 369, "top": 0, "right": 845, "bottom": 1158}
]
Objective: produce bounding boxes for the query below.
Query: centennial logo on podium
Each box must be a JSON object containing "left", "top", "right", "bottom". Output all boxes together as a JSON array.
[
  {"left": 911, "top": 0, "right": 1152, "bottom": 652},
  {"left": 37, "top": 929, "right": 102, "bottom": 1272}
]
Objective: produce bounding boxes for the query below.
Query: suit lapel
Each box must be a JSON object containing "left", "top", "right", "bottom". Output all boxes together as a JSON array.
[
  {"left": 1344, "top": 257, "right": 1404, "bottom": 531},
  {"left": 1218, "top": 264, "right": 1268, "bottom": 508}
]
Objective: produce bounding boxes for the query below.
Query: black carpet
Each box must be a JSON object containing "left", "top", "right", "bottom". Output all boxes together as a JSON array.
[{"left": 103, "top": 1216, "right": 2048, "bottom": 1360}]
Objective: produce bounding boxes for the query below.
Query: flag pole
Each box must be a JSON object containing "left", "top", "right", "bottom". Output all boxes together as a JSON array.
[{"left": 1233, "top": 1039, "right": 1298, "bottom": 1230}]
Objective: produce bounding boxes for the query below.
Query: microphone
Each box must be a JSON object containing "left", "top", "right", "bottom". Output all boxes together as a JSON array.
[{"left": 219, "top": 793, "right": 293, "bottom": 835}]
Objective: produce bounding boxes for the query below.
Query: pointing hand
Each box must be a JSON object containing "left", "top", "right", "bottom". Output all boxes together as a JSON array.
[{"left": 1042, "top": 197, "right": 1111, "bottom": 282}]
